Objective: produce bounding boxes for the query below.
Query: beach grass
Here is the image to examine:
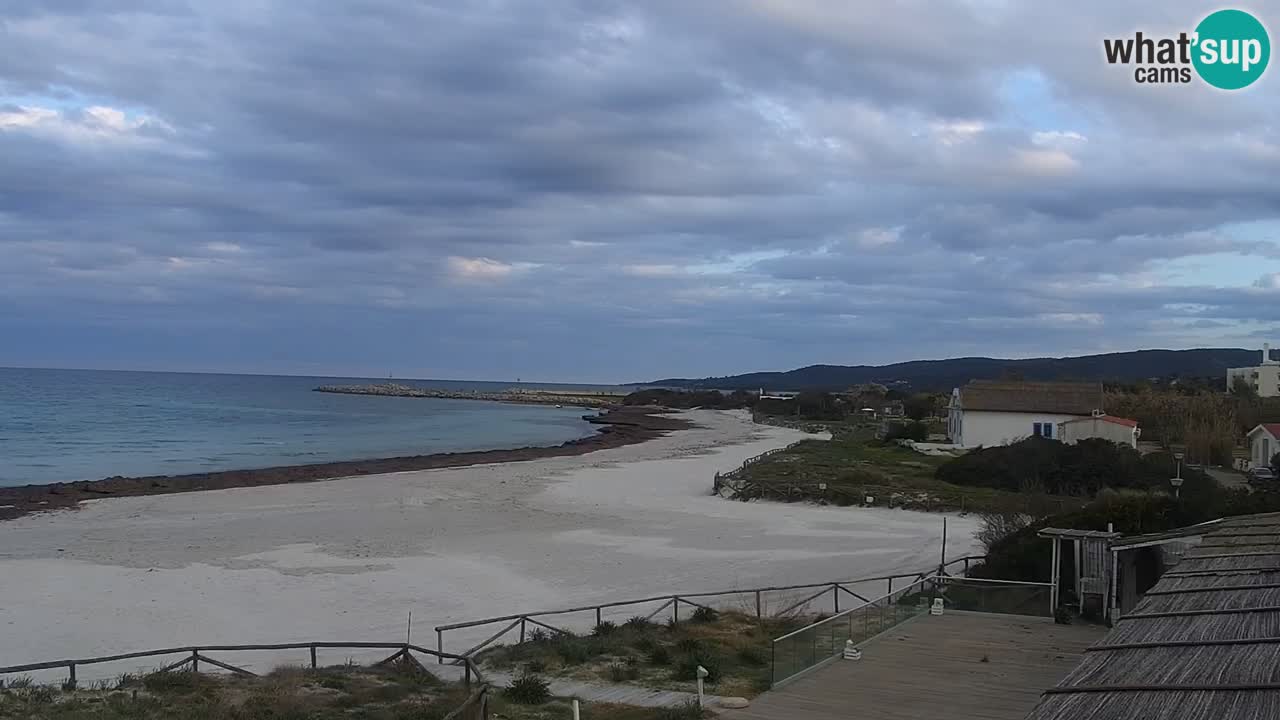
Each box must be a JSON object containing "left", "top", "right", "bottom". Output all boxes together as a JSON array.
[
  {"left": 0, "top": 662, "right": 700, "bottom": 720},
  {"left": 477, "top": 609, "right": 805, "bottom": 699},
  {"left": 734, "top": 436, "right": 1080, "bottom": 514}
]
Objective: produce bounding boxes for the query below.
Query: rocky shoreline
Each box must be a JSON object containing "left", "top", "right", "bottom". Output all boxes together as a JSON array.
[{"left": 0, "top": 406, "right": 690, "bottom": 522}]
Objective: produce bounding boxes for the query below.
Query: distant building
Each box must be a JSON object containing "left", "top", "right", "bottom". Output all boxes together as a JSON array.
[
  {"left": 1059, "top": 414, "right": 1141, "bottom": 449},
  {"left": 1246, "top": 424, "right": 1280, "bottom": 469},
  {"left": 757, "top": 388, "right": 800, "bottom": 400},
  {"left": 947, "top": 380, "right": 1105, "bottom": 448},
  {"left": 1226, "top": 344, "right": 1280, "bottom": 397}
]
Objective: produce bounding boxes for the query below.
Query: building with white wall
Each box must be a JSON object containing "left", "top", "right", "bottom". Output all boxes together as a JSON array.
[
  {"left": 1059, "top": 414, "right": 1141, "bottom": 449},
  {"left": 1246, "top": 424, "right": 1280, "bottom": 470},
  {"left": 1227, "top": 344, "right": 1280, "bottom": 397},
  {"left": 947, "top": 380, "right": 1105, "bottom": 448}
]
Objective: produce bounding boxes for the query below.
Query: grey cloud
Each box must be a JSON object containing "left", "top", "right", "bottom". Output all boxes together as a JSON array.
[{"left": 1, "top": 0, "right": 1279, "bottom": 379}]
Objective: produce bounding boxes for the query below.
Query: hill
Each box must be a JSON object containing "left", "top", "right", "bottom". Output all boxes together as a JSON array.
[{"left": 643, "top": 348, "right": 1273, "bottom": 392}]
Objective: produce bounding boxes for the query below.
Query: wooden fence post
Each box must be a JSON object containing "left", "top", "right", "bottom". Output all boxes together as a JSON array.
[
  {"left": 437, "top": 630, "right": 444, "bottom": 665},
  {"left": 68, "top": 663, "right": 76, "bottom": 688},
  {"left": 673, "top": 596, "right": 680, "bottom": 624},
  {"left": 595, "top": 607, "right": 602, "bottom": 628},
  {"left": 520, "top": 618, "right": 526, "bottom": 644},
  {"left": 755, "top": 590, "right": 762, "bottom": 618},
  {"left": 310, "top": 645, "right": 317, "bottom": 669},
  {"left": 191, "top": 650, "right": 199, "bottom": 673},
  {"left": 833, "top": 585, "right": 840, "bottom": 614}
]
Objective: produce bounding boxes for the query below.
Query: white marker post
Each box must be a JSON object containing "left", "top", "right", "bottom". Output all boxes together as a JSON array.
[
  {"left": 696, "top": 665, "right": 708, "bottom": 708},
  {"left": 572, "top": 698, "right": 581, "bottom": 720}
]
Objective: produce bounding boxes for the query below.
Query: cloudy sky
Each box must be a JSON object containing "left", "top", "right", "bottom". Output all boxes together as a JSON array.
[{"left": 2, "top": 1, "right": 1279, "bottom": 383}]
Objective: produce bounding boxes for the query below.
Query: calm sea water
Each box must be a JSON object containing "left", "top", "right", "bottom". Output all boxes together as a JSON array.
[{"left": 0, "top": 368, "right": 617, "bottom": 487}]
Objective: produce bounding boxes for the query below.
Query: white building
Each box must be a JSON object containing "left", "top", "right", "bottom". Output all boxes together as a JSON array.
[
  {"left": 1246, "top": 424, "right": 1280, "bottom": 469},
  {"left": 1227, "top": 344, "right": 1280, "bottom": 397},
  {"left": 1059, "top": 414, "right": 1141, "bottom": 449},
  {"left": 947, "top": 380, "right": 1105, "bottom": 448}
]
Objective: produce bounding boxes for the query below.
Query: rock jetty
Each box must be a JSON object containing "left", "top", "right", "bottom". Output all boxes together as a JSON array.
[{"left": 314, "top": 382, "right": 619, "bottom": 408}]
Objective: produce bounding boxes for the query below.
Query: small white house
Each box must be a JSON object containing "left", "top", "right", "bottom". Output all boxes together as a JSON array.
[
  {"left": 1059, "top": 414, "right": 1141, "bottom": 449},
  {"left": 1246, "top": 424, "right": 1280, "bottom": 469},
  {"left": 947, "top": 380, "right": 1105, "bottom": 448}
]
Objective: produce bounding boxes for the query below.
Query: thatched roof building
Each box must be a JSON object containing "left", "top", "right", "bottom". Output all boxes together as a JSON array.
[{"left": 1026, "top": 512, "right": 1280, "bottom": 720}]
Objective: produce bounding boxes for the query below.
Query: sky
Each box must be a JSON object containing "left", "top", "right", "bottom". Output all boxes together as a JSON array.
[{"left": 2, "top": 1, "right": 1279, "bottom": 383}]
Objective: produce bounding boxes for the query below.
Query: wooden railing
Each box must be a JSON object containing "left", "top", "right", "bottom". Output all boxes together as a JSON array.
[
  {"left": 713, "top": 440, "right": 807, "bottom": 495},
  {"left": 0, "top": 641, "right": 484, "bottom": 692},
  {"left": 432, "top": 555, "right": 985, "bottom": 663}
]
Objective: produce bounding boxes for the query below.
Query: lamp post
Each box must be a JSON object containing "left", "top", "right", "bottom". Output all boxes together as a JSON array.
[{"left": 1171, "top": 452, "right": 1184, "bottom": 499}]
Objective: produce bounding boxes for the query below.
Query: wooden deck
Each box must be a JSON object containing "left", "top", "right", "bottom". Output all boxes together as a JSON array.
[{"left": 724, "top": 612, "right": 1106, "bottom": 720}]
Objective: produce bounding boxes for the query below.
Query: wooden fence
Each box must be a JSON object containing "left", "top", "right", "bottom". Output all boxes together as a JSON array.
[
  {"left": 0, "top": 641, "right": 484, "bottom": 694},
  {"left": 722, "top": 479, "right": 1087, "bottom": 516},
  {"left": 713, "top": 440, "right": 806, "bottom": 495},
  {"left": 432, "top": 555, "right": 986, "bottom": 664}
]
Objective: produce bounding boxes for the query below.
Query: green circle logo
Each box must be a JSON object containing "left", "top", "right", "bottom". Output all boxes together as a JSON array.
[{"left": 1193, "top": 9, "right": 1270, "bottom": 90}]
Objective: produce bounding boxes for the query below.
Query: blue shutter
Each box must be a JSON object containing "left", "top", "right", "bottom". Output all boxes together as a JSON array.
[
  {"left": 1033, "top": 422, "right": 1042, "bottom": 437},
  {"left": 1044, "top": 422, "right": 1053, "bottom": 439}
]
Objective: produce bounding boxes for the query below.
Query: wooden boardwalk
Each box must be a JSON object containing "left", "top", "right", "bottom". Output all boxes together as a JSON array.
[{"left": 725, "top": 612, "right": 1106, "bottom": 720}]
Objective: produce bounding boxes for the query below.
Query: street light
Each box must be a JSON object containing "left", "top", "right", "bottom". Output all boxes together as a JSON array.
[{"left": 1171, "top": 452, "right": 1184, "bottom": 499}]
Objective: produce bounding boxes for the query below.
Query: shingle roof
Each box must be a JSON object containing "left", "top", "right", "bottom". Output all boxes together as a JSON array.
[
  {"left": 957, "top": 380, "right": 1103, "bottom": 415},
  {"left": 1025, "top": 512, "right": 1280, "bottom": 720}
]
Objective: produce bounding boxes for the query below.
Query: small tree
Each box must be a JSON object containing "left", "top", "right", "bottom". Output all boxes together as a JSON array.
[
  {"left": 1272, "top": 452, "right": 1280, "bottom": 475},
  {"left": 975, "top": 512, "right": 1034, "bottom": 553},
  {"left": 1232, "top": 376, "right": 1259, "bottom": 399}
]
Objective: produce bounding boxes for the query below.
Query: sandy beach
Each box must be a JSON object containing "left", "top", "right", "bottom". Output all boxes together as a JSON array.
[{"left": 0, "top": 410, "right": 978, "bottom": 679}]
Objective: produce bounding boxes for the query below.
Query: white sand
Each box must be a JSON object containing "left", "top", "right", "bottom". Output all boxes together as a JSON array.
[{"left": 0, "top": 410, "right": 978, "bottom": 678}]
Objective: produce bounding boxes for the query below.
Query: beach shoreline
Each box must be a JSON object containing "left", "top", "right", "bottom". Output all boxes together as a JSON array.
[
  {"left": 0, "top": 405, "right": 689, "bottom": 522},
  {"left": 0, "top": 409, "right": 977, "bottom": 679}
]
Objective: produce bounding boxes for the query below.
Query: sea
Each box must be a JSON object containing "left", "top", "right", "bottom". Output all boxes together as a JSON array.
[{"left": 0, "top": 368, "right": 623, "bottom": 487}]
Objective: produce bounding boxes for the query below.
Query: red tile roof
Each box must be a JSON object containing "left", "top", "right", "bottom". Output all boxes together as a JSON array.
[
  {"left": 1259, "top": 423, "right": 1280, "bottom": 438},
  {"left": 1100, "top": 415, "right": 1139, "bottom": 428}
]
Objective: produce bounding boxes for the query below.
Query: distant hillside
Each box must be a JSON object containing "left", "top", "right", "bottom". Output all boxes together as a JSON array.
[{"left": 644, "top": 348, "right": 1274, "bottom": 392}]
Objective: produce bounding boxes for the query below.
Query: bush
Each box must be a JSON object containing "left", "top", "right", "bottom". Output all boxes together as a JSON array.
[
  {"left": 624, "top": 616, "right": 654, "bottom": 631},
  {"left": 528, "top": 628, "right": 549, "bottom": 643},
  {"left": 690, "top": 606, "right": 718, "bottom": 624},
  {"left": 525, "top": 659, "right": 547, "bottom": 674},
  {"left": 657, "top": 700, "right": 709, "bottom": 719},
  {"left": 647, "top": 646, "right": 672, "bottom": 666},
  {"left": 736, "top": 645, "right": 768, "bottom": 667},
  {"left": 591, "top": 621, "right": 617, "bottom": 637},
  {"left": 672, "top": 652, "right": 721, "bottom": 683},
  {"left": 607, "top": 663, "right": 640, "bottom": 682},
  {"left": 553, "top": 637, "right": 591, "bottom": 664},
  {"left": 505, "top": 673, "right": 551, "bottom": 704},
  {"left": 675, "top": 637, "right": 703, "bottom": 654},
  {"left": 885, "top": 421, "right": 929, "bottom": 442},
  {"left": 142, "top": 670, "right": 204, "bottom": 694},
  {"left": 937, "top": 436, "right": 1216, "bottom": 498}
]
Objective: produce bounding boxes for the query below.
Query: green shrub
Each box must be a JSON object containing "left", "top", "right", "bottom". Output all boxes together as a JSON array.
[
  {"left": 657, "top": 700, "right": 709, "bottom": 719},
  {"left": 505, "top": 673, "right": 551, "bottom": 705},
  {"left": 525, "top": 659, "right": 547, "bottom": 674},
  {"left": 884, "top": 421, "right": 928, "bottom": 442},
  {"left": 647, "top": 646, "right": 672, "bottom": 666},
  {"left": 690, "top": 606, "right": 718, "bottom": 624},
  {"left": 6, "top": 676, "right": 33, "bottom": 689},
  {"left": 671, "top": 653, "right": 721, "bottom": 683},
  {"left": 624, "top": 616, "right": 654, "bottom": 631},
  {"left": 553, "top": 635, "right": 593, "bottom": 664},
  {"left": 591, "top": 621, "right": 617, "bottom": 637},
  {"left": 633, "top": 635, "right": 658, "bottom": 653},
  {"left": 142, "top": 670, "right": 204, "bottom": 694},
  {"left": 606, "top": 663, "right": 640, "bottom": 682},
  {"left": 674, "top": 637, "right": 703, "bottom": 654},
  {"left": 528, "top": 628, "right": 549, "bottom": 643},
  {"left": 736, "top": 645, "right": 768, "bottom": 667}
]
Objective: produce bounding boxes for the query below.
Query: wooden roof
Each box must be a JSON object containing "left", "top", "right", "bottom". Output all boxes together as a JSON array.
[{"left": 1026, "top": 512, "right": 1280, "bottom": 720}]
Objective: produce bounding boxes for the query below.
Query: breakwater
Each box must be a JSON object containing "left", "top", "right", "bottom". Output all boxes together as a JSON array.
[{"left": 314, "top": 383, "right": 619, "bottom": 408}]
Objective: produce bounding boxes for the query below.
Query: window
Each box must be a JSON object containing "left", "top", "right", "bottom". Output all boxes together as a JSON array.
[{"left": 1033, "top": 422, "right": 1054, "bottom": 439}]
